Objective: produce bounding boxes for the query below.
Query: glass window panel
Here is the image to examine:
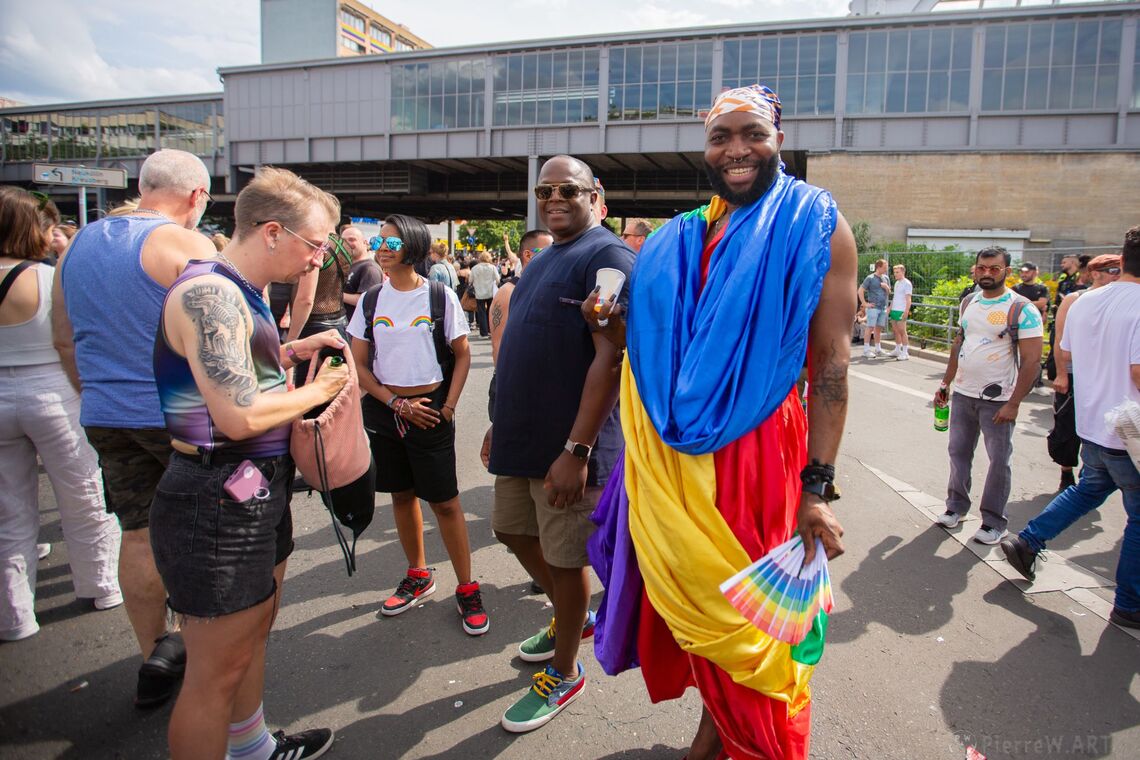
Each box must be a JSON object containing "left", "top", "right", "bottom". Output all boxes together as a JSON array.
[
  {"left": 1005, "top": 25, "right": 1028, "bottom": 68},
  {"left": 584, "top": 50, "right": 599, "bottom": 86},
  {"left": 583, "top": 97, "right": 598, "bottom": 122},
  {"left": 982, "top": 69, "right": 1003, "bottom": 110},
  {"left": 1099, "top": 20, "right": 1121, "bottom": 65},
  {"left": 659, "top": 82, "right": 676, "bottom": 116},
  {"left": 1075, "top": 21, "right": 1098, "bottom": 66},
  {"left": 930, "top": 29, "right": 951, "bottom": 70},
  {"left": 818, "top": 35, "right": 837, "bottom": 76},
  {"left": 643, "top": 46, "right": 660, "bottom": 83},
  {"left": 508, "top": 56, "right": 522, "bottom": 90},
  {"left": 984, "top": 27, "right": 1005, "bottom": 69},
  {"left": 446, "top": 95, "right": 458, "bottom": 128},
  {"left": 952, "top": 27, "right": 973, "bottom": 70},
  {"left": 846, "top": 72, "right": 865, "bottom": 113},
  {"left": 1002, "top": 68, "right": 1025, "bottom": 110},
  {"left": 798, "top": 77, "right": 817, "bottom": 113},
  {"left": 817, "top": 75, "right": 835, "bottom": 113},
  {"left": 392, "top": 66, "right": 406, "bottom": 97},
  {"left": 909, "top": 29, "right": 930, "bottom": 72},
  {"left": 416, "top": 99, "right": 429, "bottom": 130},
  {"left": 866, "top": 32, "right": 887, "bottom": 73},
  {"left": 759, "top": 38, "right": 778, "bottom": 76},
  {"left": 623, "top": 85, "right": 639, "bottom": 119},
  {"left": 1052, "top": 22, "right": 1075, "bottom": 67},
  {"left": 779, "top": 37, "right": 798, "bottom": 75},
  {"left": 508, "top": 100, "right": 522, "bottom": 125},
  {"left": 928, "top": 70, "right": 949, "bottom": 112},
  {"left": 555, "top": 98, "right": 569, "bottom": 123},
  {"left": 799, "top": 36, "right": 818, "bottom": 75},
  {"left": 538, "top": 53, "right": 553, "bottom": 89},
  {"left": 775, "top": 77, "right": 794, "bottom": 111},
  {"left": 676, "top": 81, "right": 694, "bottom": 116},
  {"left": 608, "top": 87, "right": 622, "bottom": 119},
  {"left": 1071, "top": 65, "right": 1095, "bottom": 108},
  {"left": 848, "top": 33, "right": 867, "bottom": 74},
  {"left": 625, "top": 47, "right": 641, "bottom": 84},
  {"left": 1133, "top": 63, "right": 1140, "bottom": 108},
  {"left": 567, "top": 98, "right": 582, "bottom": 122},
  {"left": 887, "top": 31, "right": 908, "bottom": 71},
  {"left": 885, "top": 72, "right": 906, "bottom": 111},
  {"left": 864, "top": 72, "right": 884, "bottom": 113},
  {"left": 537, "top": 99, "right": 552, "bottom": 125},
  {"left": 554, "top": 52, "right": 569, "bottom": 89},
  {"left": 906, "top": 71, "right": 927, "bottom": 112},
  {"left": 1025, "top": 68, "right": 1048, "bottom": 109},
  {"left": 430, "top": 63, "right": 445, "bottom": 96},
  {"left": 949, "top": 70, "right": 970, "bottom": 111},
  {"left": 457, "top": 94, "right": 471, "bottom": 128},
  {"left": 641, "top": 83, "right": 658, "bottom": 118},
  {"left": 696, "top": 45, "right": 714, "bottom": 79},
  {"left": 416, "top": 63, "right": 429, "bottom": 97},
  {"left": 430, "top": 96, "right": 444, "bottom": 128},
  {"left": 695, "top": 79, "right": 714, "bottom": 111},
  {"left": 1028, "top": 24, "right": 1051, "bottom": 68},
  {"left": 1048, "top": 66, "right": 1072, "bottom": 109},
  {"left": 445, "top": 61, "right": 458, "bottom": 95},
  {"left": 473, "top": 61, "right": 486, "bottom": 90},
  {"left": 1094, "top": 69, "right": 1117, "bottom": 109},
  {"left": 723, "top": 40, "right": 740, "bottom": 80},
  {"left": 677, "top": 43, "right": 696, "bottom": 79},
  {"left": 609, "top": 48, "right": 624, "bottom": 86},
  {"left": 473, "top": 94, "right": 484, "bottom": 127},
  {"left": 660, "top": 44, "right": 678, "bottom": 83},
  {"left": 523, "top": 54, "right": 537, "bottom": 90}
]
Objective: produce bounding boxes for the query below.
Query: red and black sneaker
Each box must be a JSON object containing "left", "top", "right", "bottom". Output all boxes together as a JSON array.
[
  {"left": 456, "top": 581, "right": 489, "bottom": 636},
  {"left": 380, "top": 567, "right": 435, "bottom": 616}
]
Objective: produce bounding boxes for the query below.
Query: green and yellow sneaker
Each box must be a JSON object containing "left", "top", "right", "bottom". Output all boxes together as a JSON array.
[
  {"left": 500, "top": 662, "right": 585, "bottom": 733},
  {"left": 517, "top": 610, "right": 596, "bottom": 663}
]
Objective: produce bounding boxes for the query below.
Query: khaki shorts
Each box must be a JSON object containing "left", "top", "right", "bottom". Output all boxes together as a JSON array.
[{"left": 492, "top": 475, "right": 600, "bottom": 569}]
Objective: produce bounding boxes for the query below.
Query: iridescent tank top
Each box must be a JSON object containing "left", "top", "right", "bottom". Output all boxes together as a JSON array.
[{"left": 154, "top": 260, "right": 289, "bottom": 457}]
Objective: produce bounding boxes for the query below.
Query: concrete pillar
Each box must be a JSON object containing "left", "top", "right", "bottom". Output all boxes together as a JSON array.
[{"left": 527, "top": 154, "right": 539, "bottom": 230}]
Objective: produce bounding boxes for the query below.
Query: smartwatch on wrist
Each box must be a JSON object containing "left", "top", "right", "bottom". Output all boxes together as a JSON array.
[{"left": 564, "top": 440, "right": 592, "bottom": 459}]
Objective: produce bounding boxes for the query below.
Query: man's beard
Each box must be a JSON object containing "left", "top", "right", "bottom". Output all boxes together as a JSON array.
[{"left": 704, "top": 153, "right": 781, "bottom": 207}]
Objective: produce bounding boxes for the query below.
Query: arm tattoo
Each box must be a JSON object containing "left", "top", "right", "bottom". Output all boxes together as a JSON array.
[
  {"left": 491, "top": 303, "right": 504, "bottom": 330},
  {"left": 811, "top": 342, "right": 849, "bottom": 412},
  {"left": 181, "top": 284, "right": 259, "bottom": 407}
]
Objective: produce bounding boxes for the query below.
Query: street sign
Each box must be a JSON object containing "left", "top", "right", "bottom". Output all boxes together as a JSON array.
[{"left": 33, "top": 163, "right": 128, "bottom": 189}]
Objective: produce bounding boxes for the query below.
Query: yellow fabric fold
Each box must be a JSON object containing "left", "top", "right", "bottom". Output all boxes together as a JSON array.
[{"left": 621, "top": 358, "right": 813, "bottom": 713}]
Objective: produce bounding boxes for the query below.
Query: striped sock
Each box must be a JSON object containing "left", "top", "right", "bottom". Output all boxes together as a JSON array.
[{"left": 226, "top": 703, "right": 275, "bottom": 760}]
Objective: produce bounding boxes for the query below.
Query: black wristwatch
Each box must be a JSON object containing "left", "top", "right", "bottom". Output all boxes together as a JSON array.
[
  {"left": 801, "top": 461, "right": 840, "bottom": 502},
  {"left": 802, "top": 479, "right": 841, "bottom": 502},
  {"left": 564, "top": 440, "right": 592, "bottom": 459}
]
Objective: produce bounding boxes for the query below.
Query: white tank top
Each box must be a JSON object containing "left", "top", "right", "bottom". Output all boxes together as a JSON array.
[{"left": 0, "top": 264, "right": 60, "bottom": 367}]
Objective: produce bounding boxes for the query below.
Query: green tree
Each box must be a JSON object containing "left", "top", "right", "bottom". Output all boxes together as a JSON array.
[{"left": 457, "top": 219, "right": 525, "bottom": 255}]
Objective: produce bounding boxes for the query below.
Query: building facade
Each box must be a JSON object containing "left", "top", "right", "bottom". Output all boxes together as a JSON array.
[{"left": 261, "top": 0, "right": 431, "bottom": 65}]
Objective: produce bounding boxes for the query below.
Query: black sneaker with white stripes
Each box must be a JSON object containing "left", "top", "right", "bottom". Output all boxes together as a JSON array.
[{"left": 268, "top": 727, "right": 334, "bottom": 760}]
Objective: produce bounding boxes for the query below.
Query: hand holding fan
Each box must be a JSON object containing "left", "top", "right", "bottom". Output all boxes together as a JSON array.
[{"left": 719, "top": 535, "right": 834, "bottom": 645}]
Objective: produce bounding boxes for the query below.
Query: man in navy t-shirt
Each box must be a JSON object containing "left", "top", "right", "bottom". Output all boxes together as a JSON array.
[{"left": 489, "top": 155, "right": 634, "bottom": 733}]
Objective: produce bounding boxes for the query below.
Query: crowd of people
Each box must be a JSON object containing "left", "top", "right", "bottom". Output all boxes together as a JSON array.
[{"left": 0, "top": 79, "right": 1136, "bottom": 760}]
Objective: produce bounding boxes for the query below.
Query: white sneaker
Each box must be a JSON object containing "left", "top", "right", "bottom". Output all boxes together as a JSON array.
[
  {"left": 973, "top": 526, "right": 1007, "bottom": 545},
  {"left": 36, "top": 543, "right": 51, "bottom": 560},
  {"left": 897, "top": 352, "right": 909, "bottom": 361},
  {"left": 862, "top": 348, "right": 874, "bottom": 358},
  {"left": 888, "top": 347, "right": 900, "bottom": 357},
  {"left": 94, "top": 591, "right": 124, "bottom": 611},
  {"left": 874, "top": 346, "right": 884, "bottom": 356},
  {"left": 937, "top": 511, "right": 961, "bottom": 529}
]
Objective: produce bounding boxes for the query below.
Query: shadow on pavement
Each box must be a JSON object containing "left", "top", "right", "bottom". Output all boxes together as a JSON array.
[{"left": 939, "top": 585, "right": 1139, "bottom": 759}]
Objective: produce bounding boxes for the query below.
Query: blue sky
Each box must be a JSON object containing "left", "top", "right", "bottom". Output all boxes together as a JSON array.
[{"left": 0, "top": 0, "right": 851, "bottom": 105}]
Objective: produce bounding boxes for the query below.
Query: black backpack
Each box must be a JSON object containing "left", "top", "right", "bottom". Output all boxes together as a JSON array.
[{"left": 361, "top": 280, "right": 455, "bottom": 392}]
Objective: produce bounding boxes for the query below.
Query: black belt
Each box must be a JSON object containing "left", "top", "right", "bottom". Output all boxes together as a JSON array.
[
  {"left": 174, "top": 449, "right": 290, "bottom": 466},
  {"left": 308, "top": 311, "right": 345, "bottom": 322}
]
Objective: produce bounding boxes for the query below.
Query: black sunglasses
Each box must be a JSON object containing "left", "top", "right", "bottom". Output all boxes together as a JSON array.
[
  {"left": 533, "top": 183, "right": 593, "bottom": 201},
  {"left": 1092, "top": 266, "right": 1121, "bottom": 275}
]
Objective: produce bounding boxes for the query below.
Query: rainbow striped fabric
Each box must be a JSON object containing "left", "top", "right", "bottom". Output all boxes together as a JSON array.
[{"left": 720, "top": 535, "right": 834, "bottom": 646}]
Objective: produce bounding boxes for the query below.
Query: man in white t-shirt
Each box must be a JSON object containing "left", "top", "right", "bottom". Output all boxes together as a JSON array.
[
  {"left": 888, "top": 264, "right": 913, "bottom": 361},
  {"left": 1001, "top": 227, "right": 1140, "bottom": 629},
  {"left": 933, "top": 246, "right": 1044, "bottom": 545}
]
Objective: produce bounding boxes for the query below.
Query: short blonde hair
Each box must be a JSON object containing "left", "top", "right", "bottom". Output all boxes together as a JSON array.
[
  {"left": 479, "top": 251, "right": 492, "bottom": 263},
  {"left": 234, "top": 167, "right": 339, "bottom": 240},
  {"left": 107, "top": 197, "right": 140, "bottom": 217}
]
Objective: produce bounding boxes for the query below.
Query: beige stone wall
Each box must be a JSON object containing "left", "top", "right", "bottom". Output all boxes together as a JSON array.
[{"left": 809, "top": 152, "right": 1140, "bottom": 247}]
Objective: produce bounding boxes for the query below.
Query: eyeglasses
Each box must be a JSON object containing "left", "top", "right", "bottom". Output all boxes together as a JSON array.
[
  {"left": 252, "top": 219, "right": 340, "bottom": 258},
  {"left": 199, "top": 189, "right": 215, "bottom": 214},
  {"left": 975, "top": 264, "right": 1006, "bottom": 275},
  {"left": 368, "top": 235, "right": 404, "bottom": 252},
  {"left": 621, "top": 232, "right": 644, "bottom": 240},
  {"left": 533, "top": 183, "right": 592, "bottom": 201},
  {"left": 526, "top": 247, "right": 544, "bottom": 255}
]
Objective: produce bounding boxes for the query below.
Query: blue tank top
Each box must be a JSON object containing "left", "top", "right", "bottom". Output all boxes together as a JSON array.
[
  {"left": 61, "top": 215, "right": 172, "bottom": 427},
  {"left": 154, "top": 260, "right": 290, "bottom": 457}
]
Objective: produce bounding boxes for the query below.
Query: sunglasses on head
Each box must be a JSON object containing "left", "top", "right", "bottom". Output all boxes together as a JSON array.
[
  {"left": 533, "top": 183, "right": 592, "bottom": 201},
  {"left": 369, "top": 235, "right": 403, "bottom": 252},
  {"left": 1092, "top": 266, "right": 1121, "bottom": 275}
]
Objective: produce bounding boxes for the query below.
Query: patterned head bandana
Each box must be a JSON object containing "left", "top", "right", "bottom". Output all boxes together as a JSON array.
[{"left": 705, "top": 84, "right": 782, "bottom": 131}]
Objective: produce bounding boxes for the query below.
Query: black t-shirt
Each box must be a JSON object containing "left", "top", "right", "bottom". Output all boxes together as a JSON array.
[
  {"left": 1012, "top": 281, "right": 1049, "bottom": 307},
  {"left": 1054, "top": 272, "right": 1086, "bottom": 311},
  {"left": 343, "top": 259, "right": 384, "bottom": 322},
  {"left": 489, "top": 225, "right": 635, "bottom": 486}
]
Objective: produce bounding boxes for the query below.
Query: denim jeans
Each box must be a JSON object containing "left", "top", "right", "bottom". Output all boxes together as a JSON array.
[{"left": 1021, "top": 441, "right": 1140, "bottom": 612}]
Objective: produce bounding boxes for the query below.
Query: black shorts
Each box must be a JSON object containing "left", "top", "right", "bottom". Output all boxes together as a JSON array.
[
  {"left": 362, "top": 389, "right": 458, "bottom": 504},
  {"left": 149, "top": 452, "right": 295, "bottom": 618}
]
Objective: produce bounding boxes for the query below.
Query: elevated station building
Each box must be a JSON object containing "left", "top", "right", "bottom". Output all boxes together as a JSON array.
[{"left": 2, "top": 0, "right": 1138, "bottom": 254}]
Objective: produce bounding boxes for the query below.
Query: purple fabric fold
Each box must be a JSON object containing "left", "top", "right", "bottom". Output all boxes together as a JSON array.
[{"left": 587, "top": 452, "right": 643, "bottom": 675}]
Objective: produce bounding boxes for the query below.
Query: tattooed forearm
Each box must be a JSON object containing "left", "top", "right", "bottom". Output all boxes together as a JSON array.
[
  {"left": 490, "top": 303, "right": 504, "bottom": 330},
  {"left": 811, "top": 342, "right": 849, "bottom": 413},
  {"left": 182, "top": 284, "right": 258, "bottom": 407}
]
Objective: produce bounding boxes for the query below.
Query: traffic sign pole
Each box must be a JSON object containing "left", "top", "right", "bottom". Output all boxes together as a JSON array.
[{"left": 78, "top": 187, "right": 88, "bottom": 228}]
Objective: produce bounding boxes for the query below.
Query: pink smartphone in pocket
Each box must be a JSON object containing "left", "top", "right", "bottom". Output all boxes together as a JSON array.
[{"left": 224, "top": 460, "right": 271, "bottom": 502}]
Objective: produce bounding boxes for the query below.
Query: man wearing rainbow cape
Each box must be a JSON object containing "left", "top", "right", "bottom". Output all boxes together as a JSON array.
[{"left": 586, "top": 84, "right": 857, "bottom": 759}]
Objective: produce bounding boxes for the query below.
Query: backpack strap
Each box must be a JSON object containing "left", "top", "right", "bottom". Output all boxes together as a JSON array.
[
  {"left": 429, "top": 280, "right": 455, "bottom": 393},
  {"left": 957, "top": 291, "right": 977, "bottom": 341},
  {"left": 0, "top": 261, "right": 34, "bottom": 308},
  {"left": 1003, "top": 300, "right": 1026, "bottom": 368},
  {"left": 361, "top": 282, "right": 383, "bottom": 373}
]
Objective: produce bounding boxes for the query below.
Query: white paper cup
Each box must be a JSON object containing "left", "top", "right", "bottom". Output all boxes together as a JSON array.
[{"left": 594, "top": 267, "right": 626, "bottom": 311}]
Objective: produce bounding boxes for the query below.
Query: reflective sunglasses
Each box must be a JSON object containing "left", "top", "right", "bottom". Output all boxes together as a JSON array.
[
  {"left": 533, "top": 183, "right": 592, "bottom": 201},
  {"left": 1092, "top": 266, "right": 1121, "bottom": 275},
  {"left": 369, "top": 235, "right": 404, "bottom": 252}
]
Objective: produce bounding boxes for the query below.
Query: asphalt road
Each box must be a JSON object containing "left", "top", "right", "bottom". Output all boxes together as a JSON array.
[{"left": 2, "top": 339, "right": 1137, "bottom": 759}]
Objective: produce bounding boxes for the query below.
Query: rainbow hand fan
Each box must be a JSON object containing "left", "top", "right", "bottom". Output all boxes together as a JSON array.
[{"left": 719, "top": 535, "right": 834, "bottom": 645}]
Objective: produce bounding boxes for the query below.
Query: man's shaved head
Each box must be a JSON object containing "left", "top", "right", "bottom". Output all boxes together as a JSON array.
[
  {"left": 540, "top": 155, "right": 594, "bottom": 186},
  {"left": 139, "top": 149, "right": 210, "bottom": 195}
]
